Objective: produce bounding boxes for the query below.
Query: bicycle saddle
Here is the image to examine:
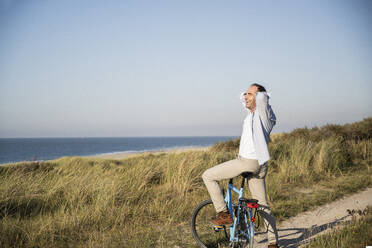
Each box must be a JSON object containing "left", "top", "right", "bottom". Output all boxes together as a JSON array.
[
  {"left": 240, "top": 172, "right": 254, "bottom": 178},
  {"left": 239, "top": 197, "right": 258, "bottom": 204}
]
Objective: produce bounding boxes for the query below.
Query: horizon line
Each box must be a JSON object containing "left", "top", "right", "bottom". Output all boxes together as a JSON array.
[{"left": 0, "top": 135, "right": 240, "bottom": 139}]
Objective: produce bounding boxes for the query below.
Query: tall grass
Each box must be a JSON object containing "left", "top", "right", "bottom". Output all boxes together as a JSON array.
[{"left": 0, "top": 118, "right": 371, "bottom": 247}]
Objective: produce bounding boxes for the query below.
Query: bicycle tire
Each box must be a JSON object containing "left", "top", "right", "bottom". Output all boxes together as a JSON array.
[{"left": 191, "top": 199, "right": 231, "bottom": 248}]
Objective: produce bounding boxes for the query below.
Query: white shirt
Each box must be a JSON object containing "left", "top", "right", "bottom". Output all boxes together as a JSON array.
[
  {"left": 238, "top": 111, "right": 257, "bottom": 159},
  {"left": 238, "top": 91, "right": 277, "bottom": 165}
]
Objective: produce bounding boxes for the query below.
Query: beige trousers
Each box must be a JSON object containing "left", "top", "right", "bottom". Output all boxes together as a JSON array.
[{"left": 202, "top": 155, "right": 278, "bottom": 244}]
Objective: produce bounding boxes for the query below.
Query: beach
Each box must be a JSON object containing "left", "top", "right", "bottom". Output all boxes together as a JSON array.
[
  {"left": 0, "top": 136, "right": 232, "bottom": 165},
  {"left": 87, "top": 146, "right": 211, "bottom": 159},
  {"left": 0, "top": 146, "right": 212, "bottom": 167}
]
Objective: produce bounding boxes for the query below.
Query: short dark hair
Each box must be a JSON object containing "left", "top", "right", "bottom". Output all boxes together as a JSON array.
[{"left": 251, "top": 83, "right": 266, "bottom": 92}]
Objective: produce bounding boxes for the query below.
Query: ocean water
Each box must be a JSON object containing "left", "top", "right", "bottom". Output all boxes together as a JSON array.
[{"left": 0, "top": 136, "right": 237, "bottom": 164}]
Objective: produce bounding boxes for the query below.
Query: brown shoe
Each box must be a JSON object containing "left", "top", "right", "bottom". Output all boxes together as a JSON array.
[
  {"left": 268, "top": 243, "right": 279, "bottom": 248},
  {"left": 211, "top": 209, "right": 233, "bottom": 226}
]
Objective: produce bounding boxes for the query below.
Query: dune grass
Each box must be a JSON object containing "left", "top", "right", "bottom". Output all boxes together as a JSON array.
[{"left": 0, "top": 118, "right": 371, "bottom": 247}]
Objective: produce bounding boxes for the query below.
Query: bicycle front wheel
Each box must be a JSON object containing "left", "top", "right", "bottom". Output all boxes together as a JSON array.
[{"left": 191, "top": 199, "right": 231, "bottom": 248}]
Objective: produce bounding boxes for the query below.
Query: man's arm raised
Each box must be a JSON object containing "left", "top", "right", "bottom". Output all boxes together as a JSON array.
[{"left": 255, "top": 92, "right": 276, "bottom": 133}]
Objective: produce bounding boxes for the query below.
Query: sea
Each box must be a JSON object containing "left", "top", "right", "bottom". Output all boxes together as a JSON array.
[{"left": 0, "top": 136, "right": 238, "bottom": 165}]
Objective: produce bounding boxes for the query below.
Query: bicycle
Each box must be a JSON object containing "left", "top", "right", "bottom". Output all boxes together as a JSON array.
[{"left": 191, "top": 172, "right": 261, "bottom": 248}]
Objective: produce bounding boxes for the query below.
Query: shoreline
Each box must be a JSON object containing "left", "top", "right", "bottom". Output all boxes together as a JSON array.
[
  {"left": 0, "top": 145, "right": 212, "bottom": 166},
  {"left": 87, "top": 145, "right": 211, "bottom": 159}
]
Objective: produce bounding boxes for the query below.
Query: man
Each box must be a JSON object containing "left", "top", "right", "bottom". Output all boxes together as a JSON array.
[{"left": 202, "top": 83, "right": 279, "bottom": 248}]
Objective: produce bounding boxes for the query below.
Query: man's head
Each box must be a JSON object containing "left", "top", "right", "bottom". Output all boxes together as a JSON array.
[
  {"left": 250, "top": 83, "right": 266, "bottom": 93},
  {"left": 244, "top": 83, "right": 266, "bottom": 112}
]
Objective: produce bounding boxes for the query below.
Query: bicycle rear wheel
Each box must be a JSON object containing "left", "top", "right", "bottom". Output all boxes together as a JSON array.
[{"left": 191, "top": 199, "right": 231, "bottom": 248}]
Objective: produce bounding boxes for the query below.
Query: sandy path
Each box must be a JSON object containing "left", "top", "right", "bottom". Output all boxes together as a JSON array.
[{"left": 253, "top": 187, "right": 372, "bottom": 247}]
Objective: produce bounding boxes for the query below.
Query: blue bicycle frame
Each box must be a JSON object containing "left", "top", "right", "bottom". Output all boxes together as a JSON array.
[{"left": 225, "top": 177, "right": 255, "bottom": 243}]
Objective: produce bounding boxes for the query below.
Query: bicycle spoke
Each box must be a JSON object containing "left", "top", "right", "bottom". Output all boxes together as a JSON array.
[{"left": 191, "top": 200, "right": 231, "bottom": 248}]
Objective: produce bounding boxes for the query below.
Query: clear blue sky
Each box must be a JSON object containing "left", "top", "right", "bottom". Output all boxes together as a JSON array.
[{"left": 0, "top": 0, "right": 371, "bottom": 138}]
